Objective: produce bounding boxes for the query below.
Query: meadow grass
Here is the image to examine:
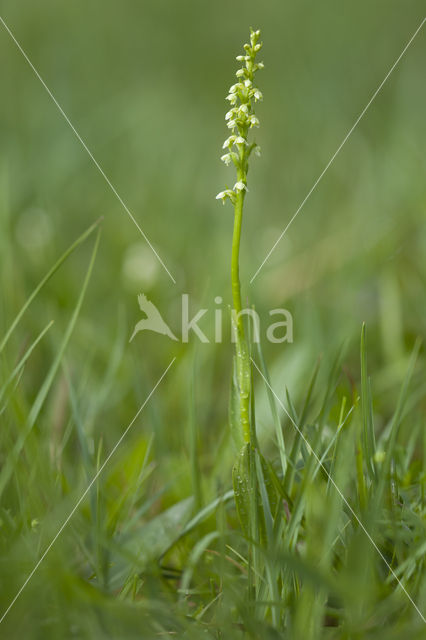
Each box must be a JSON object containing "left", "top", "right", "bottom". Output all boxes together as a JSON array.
[{"left": 0, "top": 19, "right": 425, "bottom": 640}]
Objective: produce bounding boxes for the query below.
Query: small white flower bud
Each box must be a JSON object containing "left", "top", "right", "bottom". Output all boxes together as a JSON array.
[
  {"left": 227, "top": 119, "right": 236, "bottom": 129},
  {"left": 236, "top": 68, "right": 245, "bottom": 78},
  {"left": 249, "top": 115, "right": 260, "bottom": 127},
  {"left": 223, "top": 135, "right": 236, "bottom": 149},
  {"left": 221, "top": 154, "right": 232, "bottom": 165},
  {"left": 236, "top": 55, "right": 245, "bottom": 61},
  {"left": 253, "top": 89, "right": 263, "bottom": 101},
  {"left": 235, "top": 136, "right": 246, "bottom": 145},
  {"left": 234, "top": 181, "right": 248, "bottom": 192},
  {"left": 254, "top": 43, "right": 262, "bottom": 51},
  {"left": 244, "top": 79, "right": 252, "bottom": 88}
]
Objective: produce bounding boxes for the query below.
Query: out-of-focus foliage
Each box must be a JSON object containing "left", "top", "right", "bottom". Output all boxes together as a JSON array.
[{"left": 0, "top": 1, "right": 425, "bottom": 637}]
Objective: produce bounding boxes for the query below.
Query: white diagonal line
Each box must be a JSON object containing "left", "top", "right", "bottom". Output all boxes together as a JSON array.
[
  {"left": 0, "top": 357, "right": 176, "bottom": 625},
  {"left": 250, "top": 16, "right": 426, "bottom": 284},
  {"left": 0, "top": 15, "right": 176, "bottom": 284},
  {"left": 251, "top": 357, "right": 426, "bottom": 623}
]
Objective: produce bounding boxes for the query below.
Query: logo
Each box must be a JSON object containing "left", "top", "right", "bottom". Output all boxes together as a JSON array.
[
  {"left": 130, "top": 294, "right": 293, "bottom": 344},
  {"left": 130, "top": 294, "right": 178, "bottom": 342}
]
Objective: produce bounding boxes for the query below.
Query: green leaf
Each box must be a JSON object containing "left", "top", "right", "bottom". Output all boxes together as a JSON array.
[
  {"left": 0, "top": 320, "right": 54, "bottom": 405},
  {"left": 283, "top": 360, "right": 320, "bottom": 495},
  {"left": 233, "top": 442, "right": 279, "bottom": 548},
  {"left": 132, "top": 497, "right": 194, "bottom": 564},
  {"left": 255, "top": 450, "right": 274, "bottom": 545},
  {"left": 256, "top": 338, "right": 286, "bottom": 476},
  {"left": 373, "top": 338, "right": 421, "bottom": 512},
  {"left": 179, "top": 531, "right": 220, "bottom": 598},
  {"left": 232, "top": 443, "right": 251, "bottom": 537},
  {"left": 361, "top": 323, "right": 376, "bottom": 481},
  {"left": 160, "top": 490, "right": 234, "bottom": 558},
  {"left": 229, "top": 356, "right": 244, "bottom": 452},
  {"left": 110, "top": 497, "right": 195, "bottom": 588}
]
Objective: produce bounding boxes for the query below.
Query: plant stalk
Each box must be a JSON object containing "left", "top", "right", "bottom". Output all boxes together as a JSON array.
[{"left": 231, "top": 177, "right": 251, "bottom": 443}]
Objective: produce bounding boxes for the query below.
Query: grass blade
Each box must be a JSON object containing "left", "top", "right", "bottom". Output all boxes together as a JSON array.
[
  {"left": 0, "top": 218, "right": 102, "bottom": 354},
  {"left": 0, "top": 228, "right": 101, "bottom": 498}
]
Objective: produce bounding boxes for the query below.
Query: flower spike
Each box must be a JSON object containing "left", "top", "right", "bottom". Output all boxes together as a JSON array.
[{"left": 216, "top": 27, "right": 263, "bottom": 206}]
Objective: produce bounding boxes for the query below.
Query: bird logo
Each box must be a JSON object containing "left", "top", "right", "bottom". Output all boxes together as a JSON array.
[{"left": 129, "top": 294, "right": 178, "bottom": 342}]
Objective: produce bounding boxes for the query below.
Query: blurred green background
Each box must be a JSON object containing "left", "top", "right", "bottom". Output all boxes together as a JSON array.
[
  {"left": 0, "top": 0, "right": 425, "bottom": 634},
  {"left": 1, "top": 0, "right": 425, "bottom": 444}
]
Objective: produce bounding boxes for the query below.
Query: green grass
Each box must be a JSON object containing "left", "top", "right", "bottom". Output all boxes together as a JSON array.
[
  {"left": 1, "top": 3, "right": 426, "bottom": 638},
  {"left": 1, "top": 184, "right": 425, "bottom": 640},
  {"left": 0, "top": 260, "right": 426, "bottom": 638}
]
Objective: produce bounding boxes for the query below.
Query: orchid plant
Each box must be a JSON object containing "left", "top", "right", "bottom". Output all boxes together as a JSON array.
[{"left": 216, "top": 28, "right": 263, "bottom": 446}]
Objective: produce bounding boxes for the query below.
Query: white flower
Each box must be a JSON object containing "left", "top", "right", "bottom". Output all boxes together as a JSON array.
[
  {"left": 222, "top": 135, "right": 236, "bottom": 149},
  {"left": 225, "top": 93, "right": 237, "bottom": 104},
  {"left": 216, "top": 189, "right": 234, "bottom": 204},
  {"left": 234, "top": 181, "right": 248, "bottom": 192},
  {"left": 218, "top": 29, "right": 263, "bottom": 177},
  {"left": 254, "top": 145, "right": 261, "bottom": 157},
  {"left": 257, "top": 62, "right": 264, "bottom": 69}
]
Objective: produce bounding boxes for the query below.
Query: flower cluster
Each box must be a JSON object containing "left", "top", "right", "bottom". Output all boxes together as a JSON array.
[{"left": 216, "top": 28, "right": 263, "bottom": 206}]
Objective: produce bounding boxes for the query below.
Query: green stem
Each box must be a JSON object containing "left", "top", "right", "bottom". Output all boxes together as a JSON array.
[
  {"left": 231, "top": 177, "right": 251, "bottom": 444},
  {"left": 231, "top": 190, "right": 245, "bottom": 333}
]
